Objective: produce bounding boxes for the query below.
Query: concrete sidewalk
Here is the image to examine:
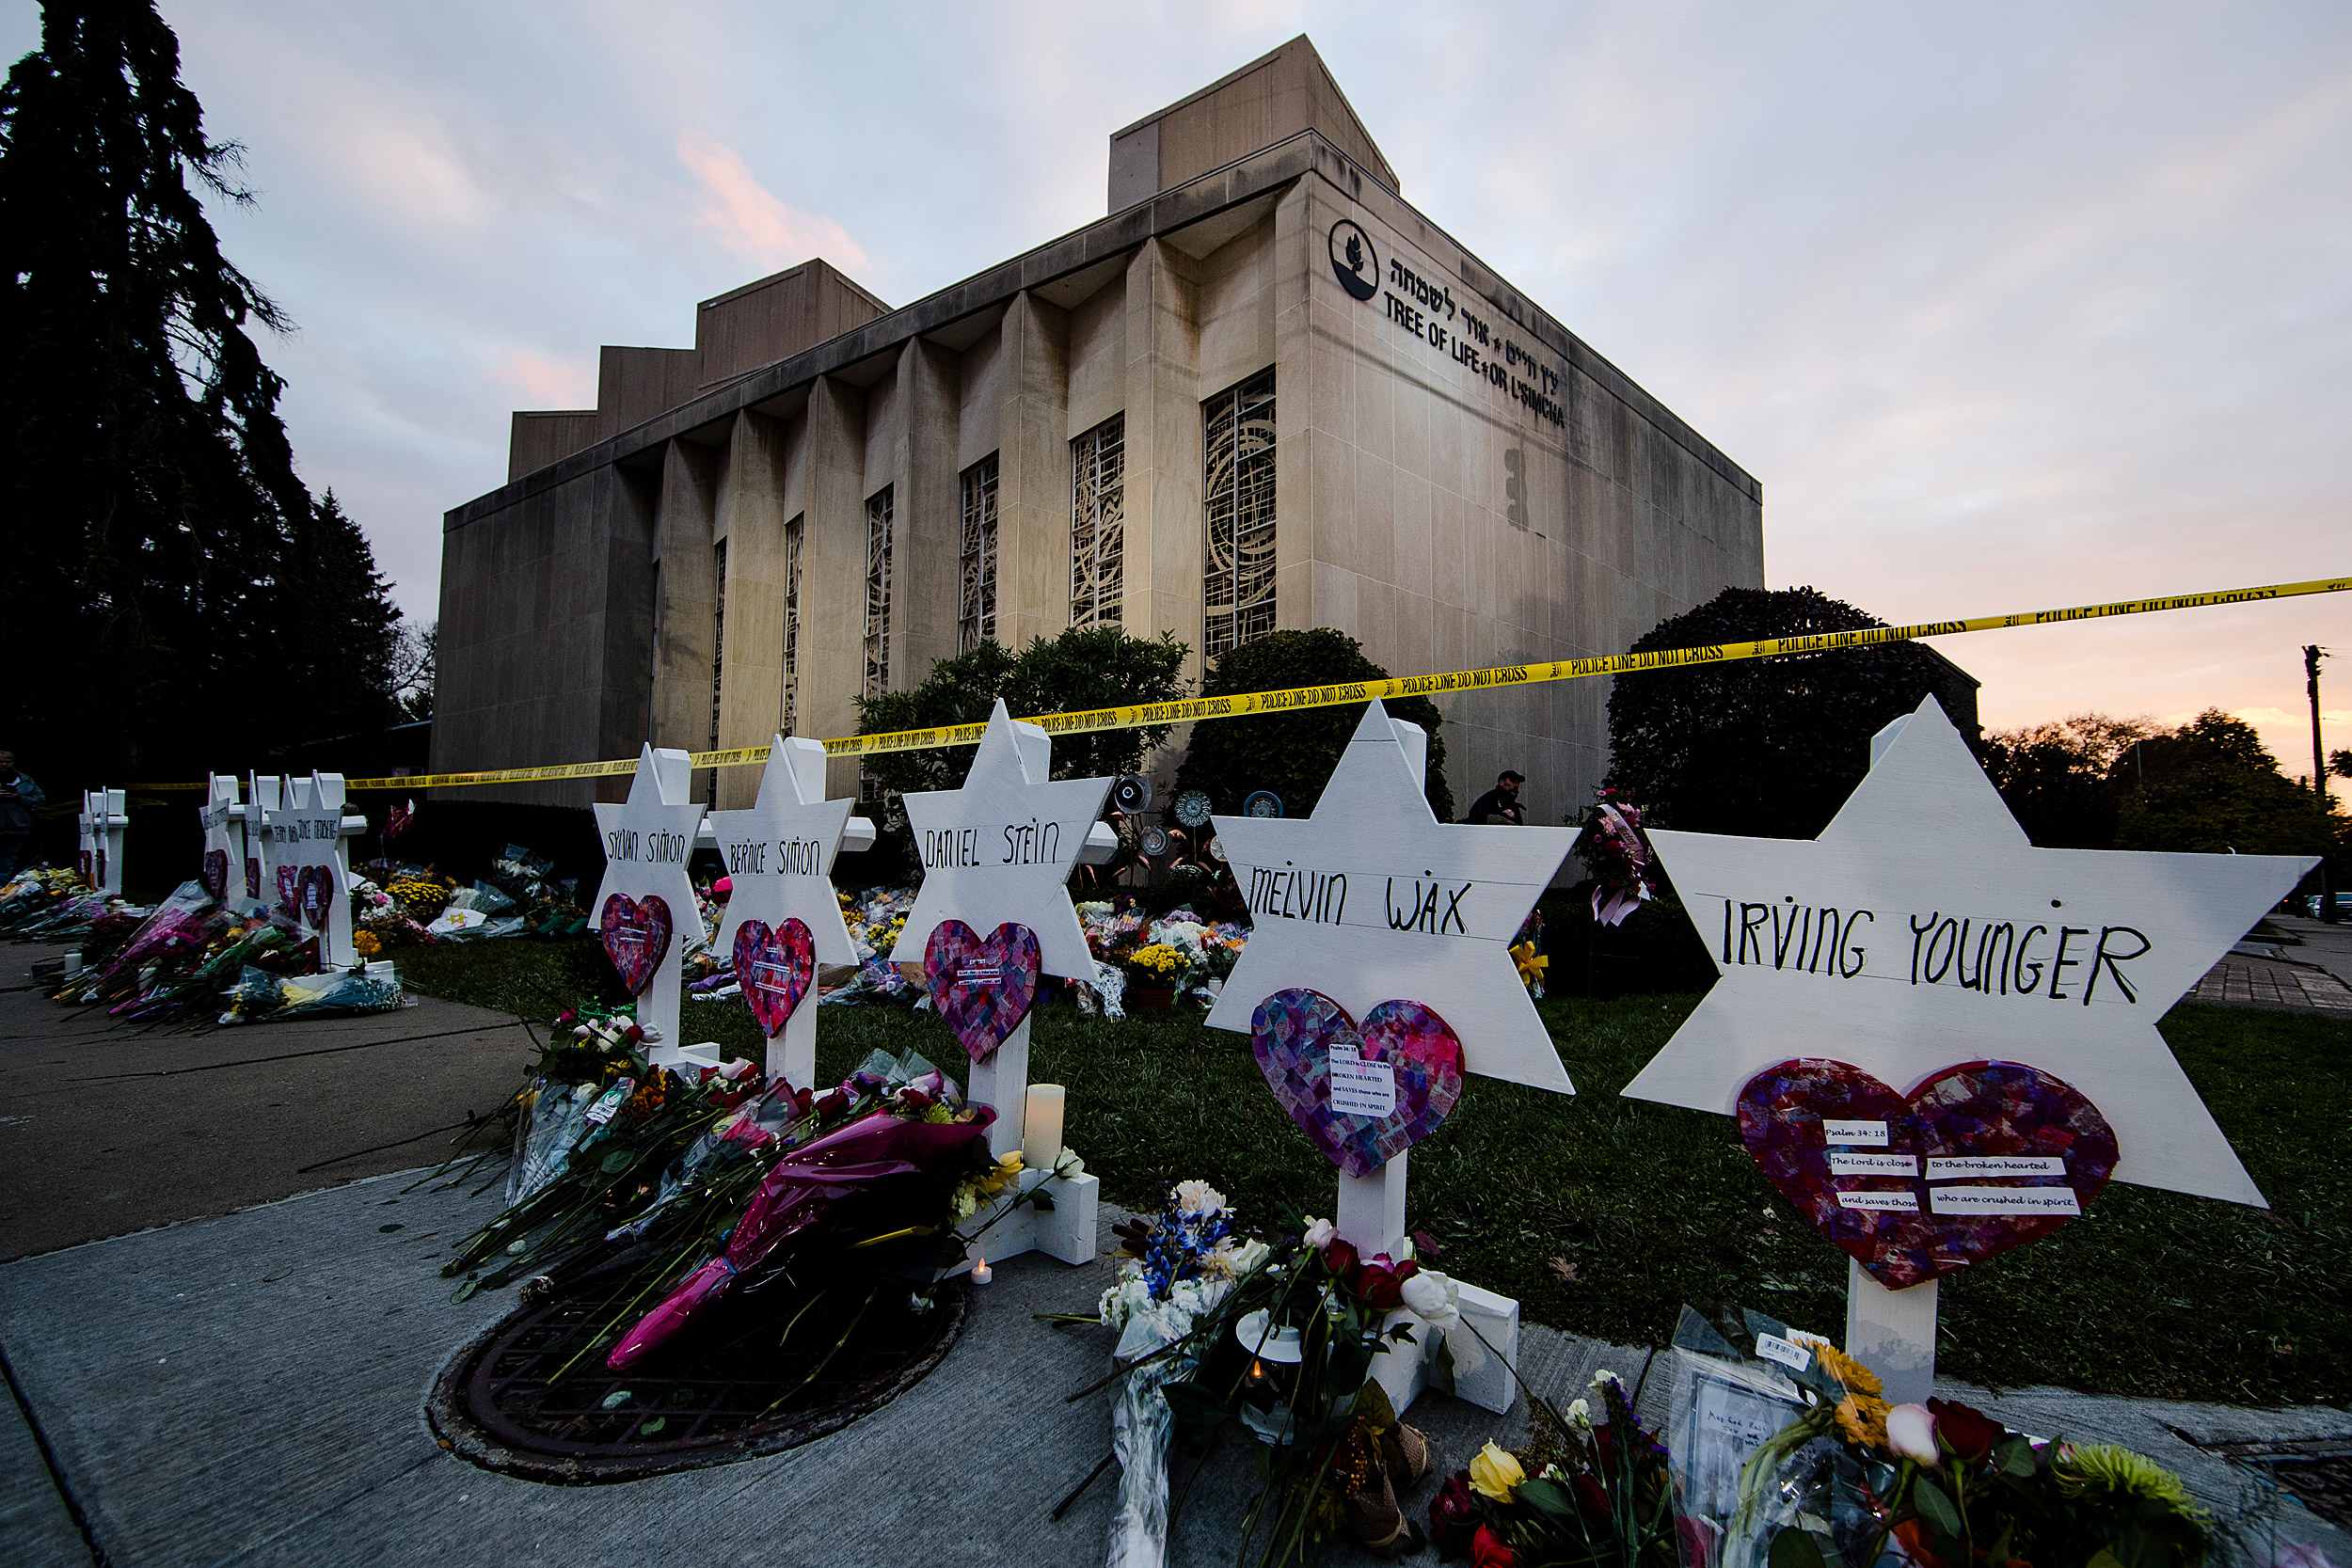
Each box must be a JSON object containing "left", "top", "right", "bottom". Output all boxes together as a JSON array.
[
  {"left": 1, "top": 942, "right": 538, "bottom": 1261},
  {"left": 2, "top": 1170, "right": 2345, "bottom": 1568}
]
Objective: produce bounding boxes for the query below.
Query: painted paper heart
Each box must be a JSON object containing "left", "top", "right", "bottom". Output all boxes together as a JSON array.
[
  {"left": 297, "top": 865, "right": 335, "bottom": 932},
  {"left": 599, "top": 893, "right": 674, "bottom": 997},
  {"left": 200, "top": 849, "right": 230, "bottom": 902},
  {"left": 276, "top": 864, "right": 300, "bottom": 918},
  {"left": 923, "top": 921, "right": 1041, "bottom": 1063},
  {"left": 1249, "top": 989, "right": 1466, "bottom": 1179},
  {"left": 1738, "top": 1057, "right": 2120, "bottom": 1290},
  {"left": 735, "top": 918, "right": 817, "bottom": 1037}
]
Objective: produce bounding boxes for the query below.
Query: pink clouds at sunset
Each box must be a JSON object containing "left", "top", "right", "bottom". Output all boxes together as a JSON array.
[
  {"left": 675, "top": 130, "right": 868, "bottom": 275},
  {"left": 11, "top": 2, "right": 2338, "bottom": 787}
]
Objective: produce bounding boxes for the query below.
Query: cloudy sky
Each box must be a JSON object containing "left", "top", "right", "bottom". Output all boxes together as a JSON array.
[{"left": 10, "top": 1, "right": 2347, "bottom": 789}]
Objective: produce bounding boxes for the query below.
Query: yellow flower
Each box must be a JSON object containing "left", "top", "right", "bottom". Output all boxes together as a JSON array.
[
  {"left": 352, "top": 930, "right": 382, "bottom": 957},
  {"left": 1511, "top": 941, "right": 1548, "bottom": 990},
  {"left": 1469, "top": 1441, "right": 1525, "bottom": 1501},
  {"left": 1834, "top": 1391, "right": 1892, "bottom": 1449},
  {"left": 1811, "top": 1343, "right": 1883, "bottom": 1400}
]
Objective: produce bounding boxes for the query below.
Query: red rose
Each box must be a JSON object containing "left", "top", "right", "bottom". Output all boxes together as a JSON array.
[
  {"left": 1575, "top": 1474, "right": 1611, "bottom": 1517},
  {"left": 814, "top": 1089, "right": 849, "bottom": 1119},
  {"left": 1324, "top": 1238, "right": 1359, "bottom": 1275},
  {"left": 1926, "top": 1399, "right": 2004, "bottom": 1465},
  {"left": 1428, "top": 1472, "right": 1477, "bottom": 1553},
  {"left": 898, "top": 1088, "right": 934, "bottom": 1113},
  {"left": 1355, "top": 1259, "right": 1421, "bottom": 1310},
  {"left": 1471, "top": 1524, "right": 1517, "bottom": 1568}
]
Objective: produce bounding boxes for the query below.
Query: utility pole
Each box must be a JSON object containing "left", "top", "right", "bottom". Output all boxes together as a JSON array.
[{"left": 2308, "top": 644, "right": 2334, "bottom": 922}]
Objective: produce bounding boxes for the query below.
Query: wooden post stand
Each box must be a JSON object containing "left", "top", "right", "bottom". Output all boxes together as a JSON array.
[
  {"left": 1846, "top": 1261, "right": 1937, "bottom": 1406},
  {"left": 1333, "top": 1151, "right": 1520, "bottom": 1417},
  {"left": 955, "top": 1015, "right": 1102, "bottom": 1271}
]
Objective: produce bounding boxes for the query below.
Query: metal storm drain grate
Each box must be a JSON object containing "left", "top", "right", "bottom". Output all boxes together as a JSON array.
[
  {"left": 428, "top": 1277, "right": 968, "bottom": 1483},
  {"left": 2196, "top": 1437, "right": 2352, "bottom": 1530}
]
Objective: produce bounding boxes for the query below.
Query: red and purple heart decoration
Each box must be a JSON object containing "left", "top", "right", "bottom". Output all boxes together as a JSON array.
[
  {"left": 296, "top": 866, "right": 335, "bottom": 931},
  {"left": 1738, "top": 1058, "right": 2120, "bottom": 1291},
  {"left": 923, "top": 921, "right": 1041, "bottom": 1063},
  {"left": 1249, "top": 989, "right": 1467, "bottom": 1179},
  {"left": 200, "top": 850, "right": 230, "bottom": 902},
  {"left": 599, "top": 893, "right": 674, "bottom": 996},
  {"left": 735, "top": 917, "right": 817, "bottom": 1037}
]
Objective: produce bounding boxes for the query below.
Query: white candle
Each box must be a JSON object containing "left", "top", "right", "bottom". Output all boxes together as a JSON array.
[
  {"left": 970, "top": 1257, "right": 992, "bottom": 1285},
  {"left": 1022, "top": 1084, "right": 1067, "bottom": 1175}
]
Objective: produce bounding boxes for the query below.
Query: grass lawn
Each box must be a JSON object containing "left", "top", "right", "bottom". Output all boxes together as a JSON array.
[{"left": 401, "top": 940, "right": 2351, "bottom": 1407}]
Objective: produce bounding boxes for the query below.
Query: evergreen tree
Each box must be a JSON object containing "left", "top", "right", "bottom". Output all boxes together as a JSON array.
[
  {"left": 1172, "top": 629, "right": 1454, "bottom": 821},
  {"left": 0, "top": 1, "right": 344, "bottom": 781},
  {"left": 1604, "top": 587, "right": 1977, "bottom": 838},
  {"left": 277, "top": 488, "right": 403, "bottom": 742}
]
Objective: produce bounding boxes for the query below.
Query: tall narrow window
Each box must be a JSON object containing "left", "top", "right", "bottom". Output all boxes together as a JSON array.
[
  {"left": 864, "top": 486, "right": 893, "bottom": 700},
  {"left": 1071, "top": 415, "right": 1125, "bottom": 626},
  {"left": 781, "top": 514, "right": 803, "bottom": 735},
  {"left": 1202, "top": 369, "right": 1278, "bottom": 659},
  {"left": 958, "top": 453, "right": 999, "bottom": 652},
  {"left": 709, "top": 539, "right": 727, "bottom": 754}
]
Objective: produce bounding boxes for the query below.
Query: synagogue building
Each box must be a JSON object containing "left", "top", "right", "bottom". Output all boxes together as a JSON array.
[{"left": 432, "top": 37, "right": 1768, "bottom": 820}]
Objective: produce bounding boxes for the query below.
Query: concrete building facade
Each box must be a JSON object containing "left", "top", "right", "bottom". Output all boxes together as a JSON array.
[{"left": 433, "top": 37, "right": 1767, "bottom": 820}]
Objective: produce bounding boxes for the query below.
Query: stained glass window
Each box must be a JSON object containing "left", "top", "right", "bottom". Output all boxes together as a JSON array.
[
  {"left": 781, "top": 514, "right": 803, "bottom": 735},
  {"left": 708, "top": 538, "right": 726, "bottom": 754},
  {"left": 1071, "top": 415, "right": 1125, "bottom": 627},
  {"left": 1202, "top": 369, "right": 1277, "bottom": 659},
  {"left": 864, "top": 486, "right": 893, "bottom": 699},
  {"left": 959, "top": 453, "right": 999, "bottom": 652}
]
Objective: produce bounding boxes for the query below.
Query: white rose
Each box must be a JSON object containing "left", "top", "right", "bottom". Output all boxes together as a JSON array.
[
  {"left": 1398, "top": 1270, "right": 1455, "bottom": 1323},
  {"left": 1173, "top": 1179, "right": 1226, "bottom": 1216},
  {"left": 1302, "top": 1216, "right": 1336, "bottom": 1250}
]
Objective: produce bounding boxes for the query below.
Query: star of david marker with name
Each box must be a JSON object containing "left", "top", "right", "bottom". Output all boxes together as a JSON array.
[
  {"left": 707, "top": 736, "right": 869, "bottom": 1089},
  {"left": 1206, "top": 701, "right": 1581, "bottom": 1100},
  {"left": 886, "top": 700, "right": 1108, "bottom": 1275},
  {"left": 1621, "top": 695, "right": 2317, "bottom": 1403},
  {"left": 1205, "top": 701, "right": 1569, "bottom": 1418},
  {"left": 263, "top": 772, "right": 359, "bottom": 969},
  {"left": 889, "top": 700, "right": 1114, "bottom": 1157},
  {"left": 592, "top": 746, "right": 707, "bottom": 1048}
]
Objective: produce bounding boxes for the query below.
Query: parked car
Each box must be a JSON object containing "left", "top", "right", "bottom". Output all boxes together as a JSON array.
[{"left": 2303, "top": 893, "right": 2352, "bottom": 917}]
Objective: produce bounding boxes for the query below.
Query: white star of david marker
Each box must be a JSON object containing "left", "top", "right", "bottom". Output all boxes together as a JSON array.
[
  {"left": 707, "top": 736, "right": 865, "bottom": 968},
  {"left": 592, "top": 746, "right": 707, "bottom": 1041},
  {"left": 1203, "top": 702, "right": 1581, "bottom": 1095},
  {"left": 1621, "top": 696, "right": 2318, "bottom": 1208},
  {"left": 888, "top": 701, "right": 1114, "bottom": 979}
]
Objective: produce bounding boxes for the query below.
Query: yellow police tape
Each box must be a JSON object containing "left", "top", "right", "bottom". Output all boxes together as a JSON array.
[{"left": 130, "top": 572, "right": 2352, "bottom": 792}]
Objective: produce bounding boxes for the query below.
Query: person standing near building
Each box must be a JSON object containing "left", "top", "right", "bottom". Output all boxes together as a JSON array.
[
  {"left": 1465, "top": 769, "right": 1526, "bottom": 825},
  {"left": 0, "top": 752, "right": 45, "bottom": 878}
]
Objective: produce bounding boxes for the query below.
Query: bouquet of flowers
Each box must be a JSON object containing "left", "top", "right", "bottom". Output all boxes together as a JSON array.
[
  {"left": 1664, "top": 1311, "right": 2217, "bottom": 1568},
  {"left": 435, "top": 1015, "right": 1041, "bottom": 1377},
  {"left": 1428, "top": 1366, "right": 1679, "bottom": 1568},
  {"left": 1089, "top": 1181, "right": 1268, "bottom": 1568},
  {"left": 1061, "top": 1209, "right": 1471, "bottom": 1568},
  {"left": 1572, "top": 789, "right": 1663, "bottom": 928}
]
